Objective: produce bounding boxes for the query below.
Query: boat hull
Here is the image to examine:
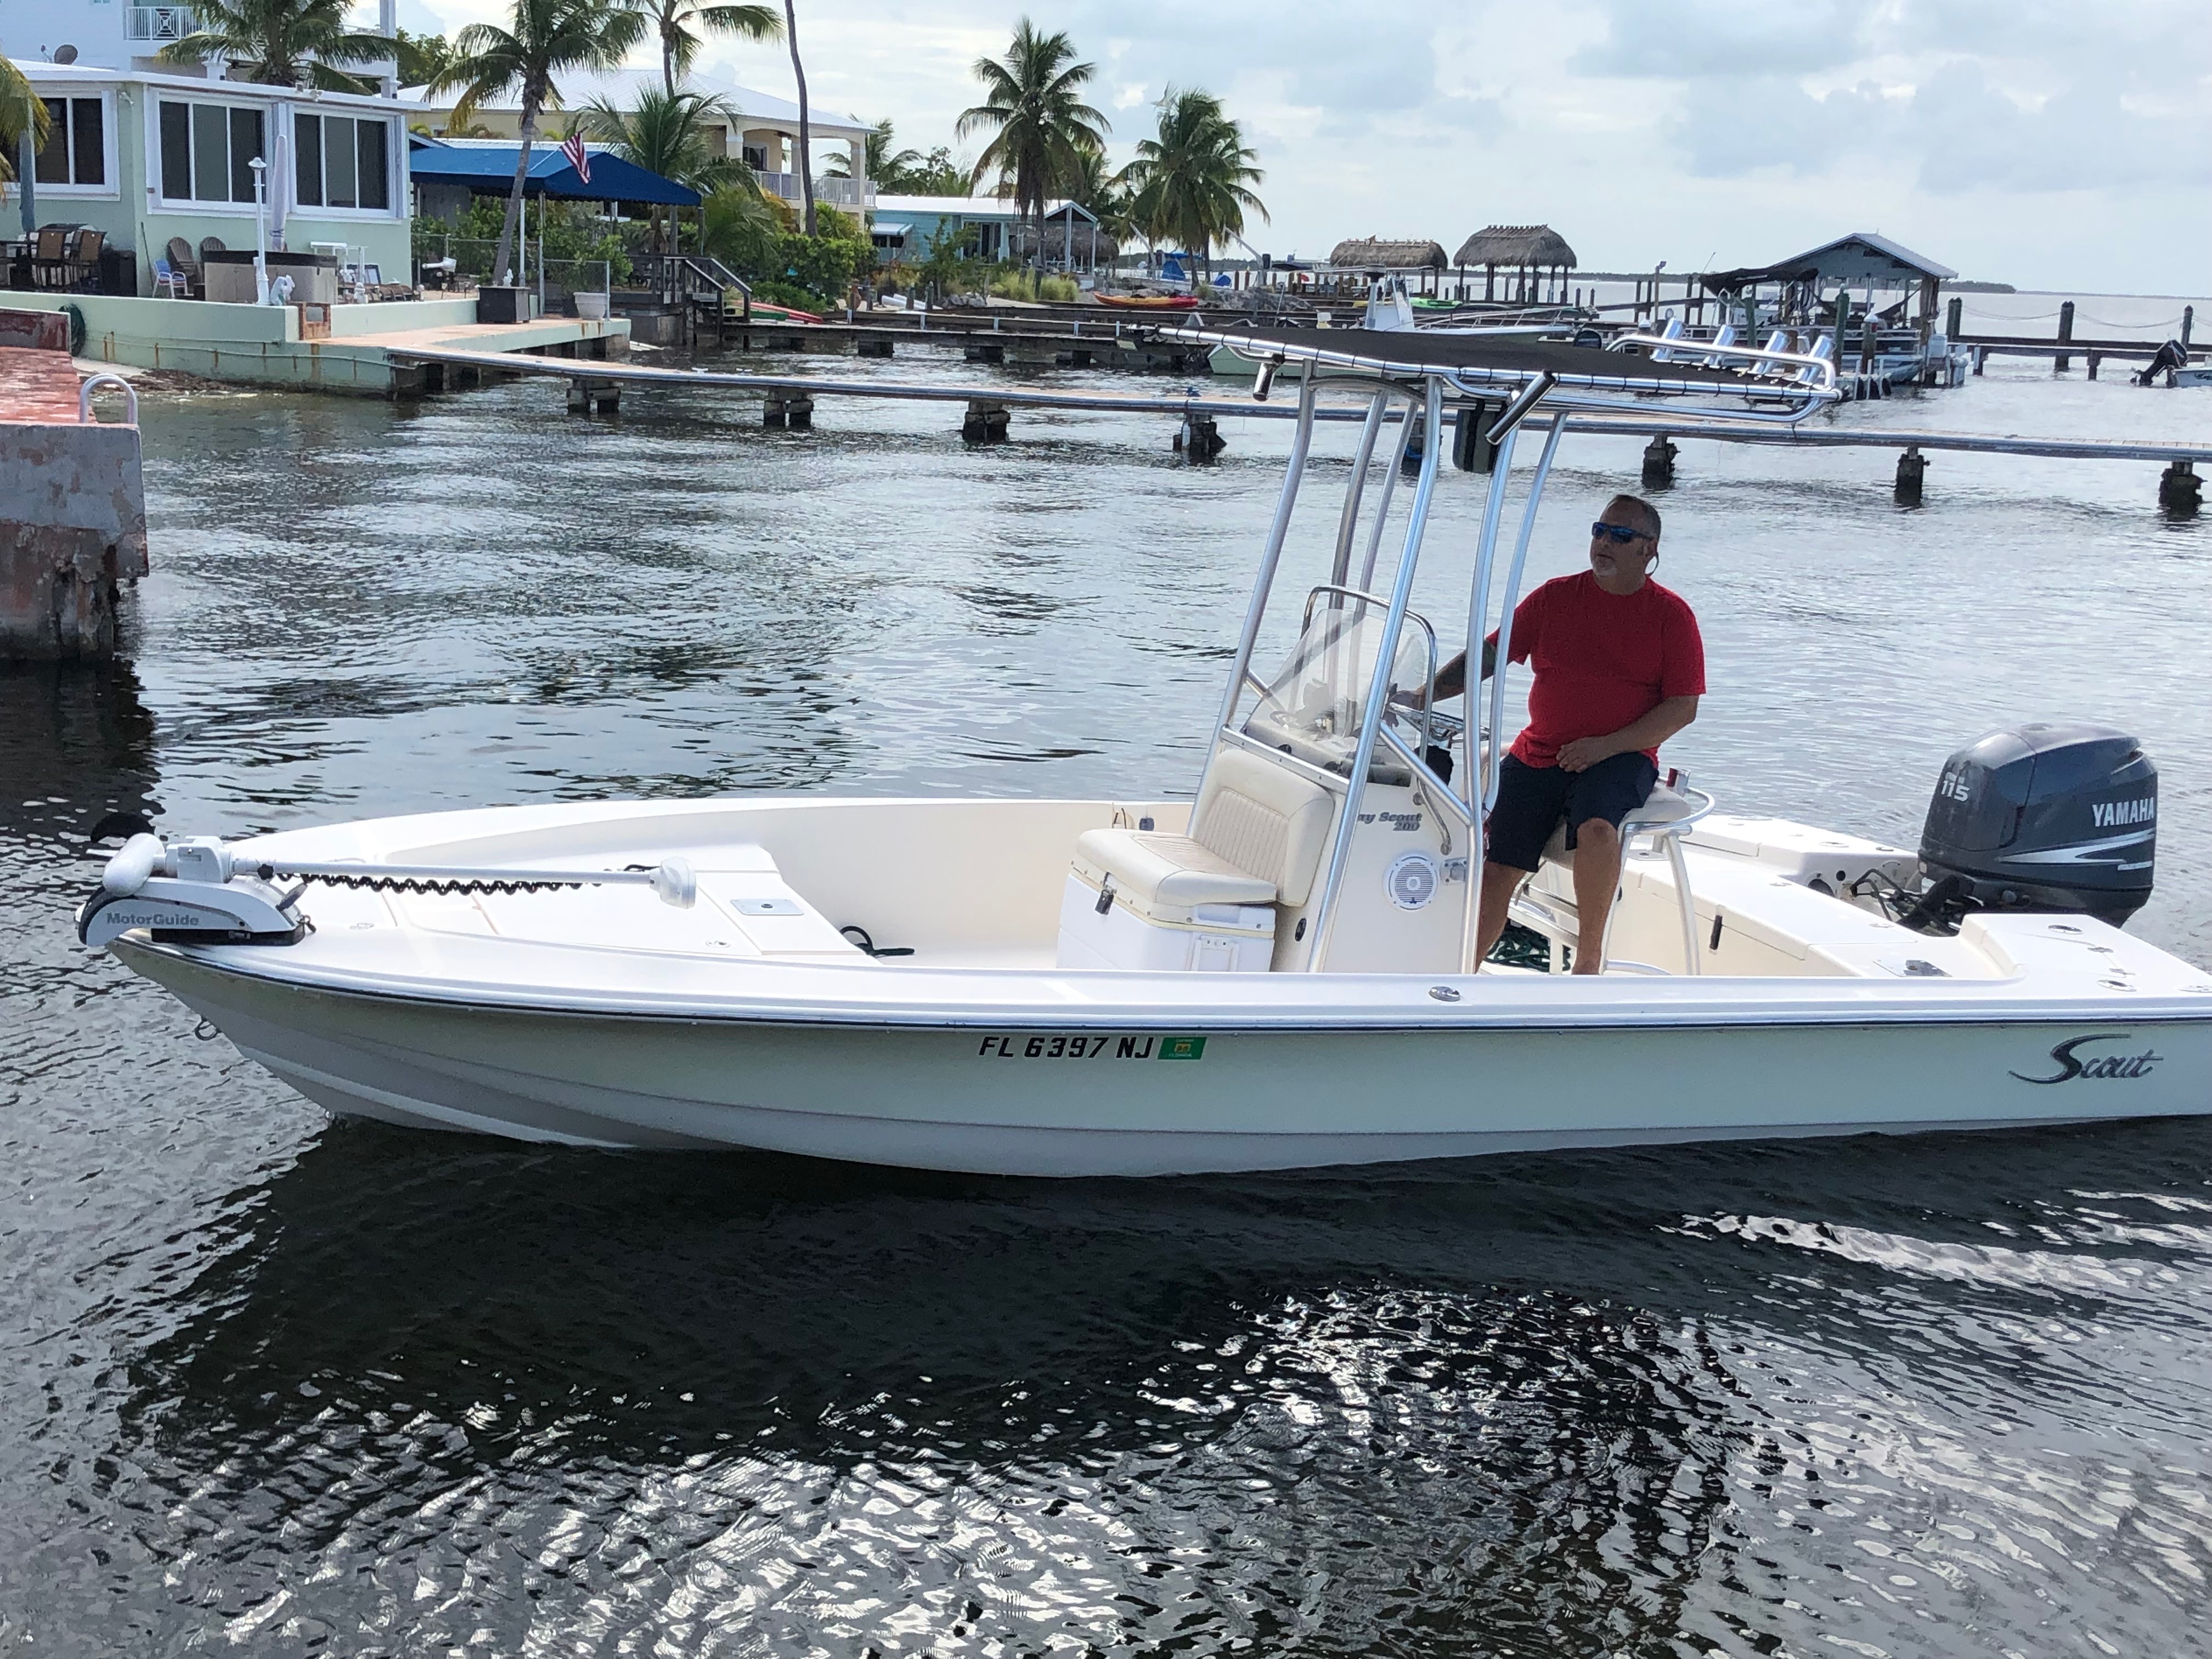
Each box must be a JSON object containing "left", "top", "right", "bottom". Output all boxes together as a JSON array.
[{"left": 126, "top": 943, "right": 2210, "bottom": 1176}]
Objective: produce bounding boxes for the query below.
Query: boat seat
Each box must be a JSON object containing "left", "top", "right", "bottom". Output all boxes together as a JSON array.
[
  {"left": 1539, "top": 781, "right": 1699, "bottom": 866},
  {"left": 1074, "top": 746, "right": 1335, "bottom": 914}
]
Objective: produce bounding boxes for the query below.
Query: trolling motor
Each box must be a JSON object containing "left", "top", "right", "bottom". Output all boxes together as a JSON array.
[
  {"left": 76, "top": 826, "right": 699, "bottom": 950},
  {"left": 1898, "top": 723, "right": 2155, "bottom": 934}
]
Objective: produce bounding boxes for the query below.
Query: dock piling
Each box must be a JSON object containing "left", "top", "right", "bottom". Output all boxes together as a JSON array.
[
  {"left": 1946, "top": 297, "right": 1963, "bottom": 340},
  {"left": 1895, "top": 446, "right": 1927, "bottom": 506},
  {"left": 962, "top": 400, "right": 1010, "bottom": 443},
  {"left": 2055, "top": 302, "right": 2075, "bottom": 374},
  {"left": 857, "top": 338, "right": 894, "bottom": 358},
  {"left": 1641, "top": 435, "right": 1677, "bottom": 490},
  {"left": 763, "top": 390, "right": 812, "bottom": 430},
  {"left": 568, "top": 379, "right": 622, "bottom": 416},
  {"left": 2159, "top": 461, "right": 2200, "bottom": 518}
]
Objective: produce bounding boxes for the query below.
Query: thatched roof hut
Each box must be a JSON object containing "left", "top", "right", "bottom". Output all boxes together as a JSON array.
[
  {"left": 1328, "top": 237, "right": 1448, "bottom": 272},
  {"left": 1452, "top": 225, "right": 1577, "bottom": 269}
]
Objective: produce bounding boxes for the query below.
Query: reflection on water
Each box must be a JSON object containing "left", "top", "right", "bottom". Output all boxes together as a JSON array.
[{"left": 2, "top": 354, "right": 2209, "bottom": 1653}]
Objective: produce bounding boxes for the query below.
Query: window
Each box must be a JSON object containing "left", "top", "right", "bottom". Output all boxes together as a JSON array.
[
  {"left": 33, "top": 97, "right": 106, "bottom": 187},
  {"left": 157, "top": 98, "right": 266, "bottom": 204},
  {"left": 294, "top": 113, "right": 391, "bottom": 212}
]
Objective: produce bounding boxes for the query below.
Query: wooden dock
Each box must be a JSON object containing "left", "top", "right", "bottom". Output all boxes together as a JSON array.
[
  {"left": 382, "top": 344, "right": 2210, "bottom": 514},
  {"left": 706, "top": 307, "right": 1218, "bottom": 374}
]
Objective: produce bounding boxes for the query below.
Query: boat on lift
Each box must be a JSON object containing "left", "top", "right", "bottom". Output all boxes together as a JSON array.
[{"left": 77, "top": 326, "right": 2212, "bottom": 1175}]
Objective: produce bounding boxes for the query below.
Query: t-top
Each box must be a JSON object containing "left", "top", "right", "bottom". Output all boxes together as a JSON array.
[{"left": 1485, "top": 572, "right": 1705, "bottom": 767}]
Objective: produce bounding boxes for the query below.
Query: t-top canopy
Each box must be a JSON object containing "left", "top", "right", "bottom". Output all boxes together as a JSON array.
[{"left": 1172, "top": 323, "right": 1809, "bottom": 399}]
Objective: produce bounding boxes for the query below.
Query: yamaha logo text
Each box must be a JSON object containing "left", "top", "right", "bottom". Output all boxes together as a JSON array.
[
  {"left": 2010, "top": 1032, "right": 2162, "bottom": 1085},
  {"left": 2090, "top": 798, "right": 2154, "bottom": 828}
]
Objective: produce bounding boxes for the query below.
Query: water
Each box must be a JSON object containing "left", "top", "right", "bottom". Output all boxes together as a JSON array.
[{"left": 4, "top": 346, "right": 2210, "bottom": 1654}]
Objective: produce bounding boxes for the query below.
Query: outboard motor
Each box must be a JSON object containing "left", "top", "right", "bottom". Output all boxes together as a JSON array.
[
  {"left": 1908, "top": 723, "right": 2155, "bottom": 930},
  {"left": 2135, "top": 339, "right": 2187, "bottom": 387}
]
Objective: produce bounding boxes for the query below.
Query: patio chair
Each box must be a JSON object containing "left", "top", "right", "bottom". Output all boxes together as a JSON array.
[
  {"left": 153, "top": 257, "right": 190, "bottom": 298},
  {"left": 63, "top": 228, "right": 106, "bottom": 292},
  {"left": 30, "top": 225, "right": 75, "bottom": 290},
  {"left": 166, "top": 236, "right": 202, "bottom": 297}
]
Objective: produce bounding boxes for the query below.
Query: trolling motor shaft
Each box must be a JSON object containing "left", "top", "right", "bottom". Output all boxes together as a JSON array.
[{"left": 77, "top": 833, "right": 698, "bottom": 949}]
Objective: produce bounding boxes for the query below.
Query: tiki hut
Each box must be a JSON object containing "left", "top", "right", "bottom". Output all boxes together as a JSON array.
[
  {"left": 1452, "top": 225, "right": 1578, "bottom": 304},
  {"left": 1327, "top": 238, "right": 1449, "bottom": 295}
]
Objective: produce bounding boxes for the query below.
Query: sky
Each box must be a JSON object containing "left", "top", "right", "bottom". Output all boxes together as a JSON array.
[{"left": 397, "top": 0, "right": 2211, "bottom": 294}]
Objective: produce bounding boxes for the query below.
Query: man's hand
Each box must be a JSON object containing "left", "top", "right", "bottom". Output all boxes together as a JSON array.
[{"left": 1554, "top": 736, "right": 1617, "bottom": 773}]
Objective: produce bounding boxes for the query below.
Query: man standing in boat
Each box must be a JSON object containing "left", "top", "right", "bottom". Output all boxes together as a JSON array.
[{"left": 1424, "top": 494, "right": 1703, "bottom": 974}]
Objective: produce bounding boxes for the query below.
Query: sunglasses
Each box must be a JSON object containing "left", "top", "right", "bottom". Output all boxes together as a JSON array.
[{"left": 1590, "top": 522, "right": 1653, "bottom": 545}]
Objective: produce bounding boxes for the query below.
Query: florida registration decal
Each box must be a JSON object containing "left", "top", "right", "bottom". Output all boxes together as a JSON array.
[{"left": 977, "top": 1034, "right": 1208, "bottom": 1061}]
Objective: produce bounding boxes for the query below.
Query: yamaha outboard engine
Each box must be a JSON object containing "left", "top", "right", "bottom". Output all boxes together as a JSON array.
[{"left": 1909, "top": 724, "right": 2155, "bottom": 930}]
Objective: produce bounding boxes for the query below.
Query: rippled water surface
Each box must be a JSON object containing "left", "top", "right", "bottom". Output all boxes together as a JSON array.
[{"left": 4, "top": 346, "right": 2210, "bottom": 1655}]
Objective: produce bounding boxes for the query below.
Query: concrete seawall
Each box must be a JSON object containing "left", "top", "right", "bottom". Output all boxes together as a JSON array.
[{"left": 1, "top": 312, "right": 149, "bottom": 661}]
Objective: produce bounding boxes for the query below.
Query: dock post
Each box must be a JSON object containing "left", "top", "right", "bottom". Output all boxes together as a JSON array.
[
  {"left": 2087, "top": 353, "right": 2101, "bottom": 381},
  {"left": 568, "top": 380, "right": 591, "bottom": 415},
  {"left": 1175, "top": 413, "right": 1224, "bottom": 460},
  {"left": 962, "top": 400, "right": 1009, "bottom": 443},
  {"left": 1453, "top": 403, "right": 1500, "bottom": 473},
  {"left": 1972, "top": 346, "right": 1986, "bottom": 376},
  {"left": 857, "top": 338, "right": 894, "bottom": 358},
  {"left": 1640, "top": 435, "right": 1677, "bottom": 490},
  {"left": 2055, "top": 301, "right": 2075, "bottom": 373},
  {"left": 965, "top": 343, "right": 1006, "bottom": 365},
  {"left": 1945, "top": 297, "right": 1962, "bottom": 340},
  {"left": 1895, "top": 446, "right": 1926, "bottom": 506},
  {"left": 763, "top": 390, "right": 788, "bottom": 429},
  {"left": 2159, "top": 461, "right": 2200, "bottom": 518},
  {"left": 2183, "top": 307, "right": 2194, "bottom": 348},
  {"left": 784, "top": 392, "right": 812, "bottom": 431}
]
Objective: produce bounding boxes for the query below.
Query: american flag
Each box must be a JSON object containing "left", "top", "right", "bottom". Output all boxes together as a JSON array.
[{"left": 560, "top": 132, "right": 591, "bottom": 185}]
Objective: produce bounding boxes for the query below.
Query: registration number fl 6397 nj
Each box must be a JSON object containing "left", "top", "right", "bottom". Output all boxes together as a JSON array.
[{"left": 977, "top": 1034, "right": 1208, "bottom": 1061}]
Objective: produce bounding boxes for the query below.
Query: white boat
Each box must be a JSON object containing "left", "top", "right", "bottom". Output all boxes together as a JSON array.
[{"left": 79, "top": 326, "right": 2212, "bottom": 1175}]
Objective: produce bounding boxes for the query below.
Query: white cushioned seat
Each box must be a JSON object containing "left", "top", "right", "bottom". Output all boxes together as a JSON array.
[
  {"left": 1074, "top": 746, "right": 1336, "bottom": 917},
  {"left": 1073, "top": 830, "right": 1278, "bottom": 909},
  {"left": 1539, "top": 781, "right": 1696, "bottom": 866}
]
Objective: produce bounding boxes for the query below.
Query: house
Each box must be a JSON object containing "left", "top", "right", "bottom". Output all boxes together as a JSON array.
[
  {"left": 871, "top": 195, "right": 1104, "bottom": 269},
  {"left": 411, "top": 66, "right": 876, "bottom": 216},
  {"left": 8, "top": 58, "right": 418, "bottom": 297},
  {"left": 5, "top": 0, "right": 400, "bottom": 88}
]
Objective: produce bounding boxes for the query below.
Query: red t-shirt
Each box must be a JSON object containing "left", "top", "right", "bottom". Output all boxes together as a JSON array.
[{"left": 1485, "top": 572, "right": 1705, "bottom": 767}]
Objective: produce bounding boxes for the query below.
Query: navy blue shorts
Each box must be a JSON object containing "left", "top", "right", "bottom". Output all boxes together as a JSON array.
[{"left": 1485, "top": 752, "right": 1659, "bottom": 872}]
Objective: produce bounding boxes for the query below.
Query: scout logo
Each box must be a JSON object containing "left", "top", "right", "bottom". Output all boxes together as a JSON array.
[{"left": 2010, "top": 1033, "right": 2162, "bottom": 1084}]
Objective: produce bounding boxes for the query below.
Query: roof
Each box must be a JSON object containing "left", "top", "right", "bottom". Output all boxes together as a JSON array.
[
  {"left": 407, "top": 138, "right": 701, "bottom": 206},
  {"left": 1453, "top": 225, "right": 1577, "bottom": 268},
  {"left": 426, "top": 65, "right": 868, "bottom": 140},
  {"left": 1703, "top": 233, "right": 1956, "bottom": 293},
  {"left": 1175, "top": 323, "right": 1775, "bottom": 396},
  {"left": 13, "top": 59, "right": 426, "bottom": 112},
  {"left": 871, "top": 221, "right": 913, "bottom": 236},
  {"left": 870, "top": 194, "right": 1092, "bottom": 222},
  {"left": 1328, "top": 238, "right": 1448, "bottom": 271}
]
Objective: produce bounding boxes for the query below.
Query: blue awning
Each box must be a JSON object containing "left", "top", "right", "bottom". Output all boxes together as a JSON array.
[
  {"left": 408, "top": 139, "right": 702, "bottom": 207},
  {"left": 872, "top": 221, "right": 913, "bottom": 236}
]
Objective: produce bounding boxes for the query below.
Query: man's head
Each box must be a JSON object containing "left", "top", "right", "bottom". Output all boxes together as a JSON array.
[{"left": 1589, "top": 494, "right": 1662, "bottom": 594}]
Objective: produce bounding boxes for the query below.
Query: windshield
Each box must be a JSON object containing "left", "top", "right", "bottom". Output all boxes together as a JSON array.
[{"left": 1242, "top": 594, "right": 1437, "bottom": 778}]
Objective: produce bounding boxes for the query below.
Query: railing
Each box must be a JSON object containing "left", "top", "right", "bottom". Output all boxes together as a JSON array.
[
  {"left": 634, "top": 252, "right": 751, "bottom": 310},
  {"left": 754, "top": 172, "right": 876, "bottom": 210},
  {"left": 126, "top": 5, "right": 196, "bottom": 41}
]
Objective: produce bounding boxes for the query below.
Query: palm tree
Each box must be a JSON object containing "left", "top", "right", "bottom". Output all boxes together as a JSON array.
[
  {"left": 629, "top": 0, "right": 781, "bottom": 97},
  {"left": 781, "top": 0, "right": 814, "bottom": 235},
  {"left": 392, "top": 27, "right": 457, "bottom": 93},
  {"left": 1121, "top": 87, "right": 1265, "bottom": 286},
  {"left": 582, "top": 87, "right": 750, "bottom": 252},
  {"left": 159, "top": 0, "right": 392, "bottom": 90},
  {"left": 4, "top": 59, "right": 53, "bottom": 205},
  {"left": 958, "top": 19, "right": 1108, "bottom": 269},
  {"left": 436, "top": 0, "right": 646, "bottom": 287}
]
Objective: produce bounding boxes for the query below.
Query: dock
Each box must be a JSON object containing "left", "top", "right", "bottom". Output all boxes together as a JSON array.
[{"left": 382, "top": 345, "right": 2210, "bottom": 515}]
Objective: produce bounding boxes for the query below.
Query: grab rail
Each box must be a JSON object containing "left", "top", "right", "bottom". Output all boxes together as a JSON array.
[{"left": 78, "top": 373, "right": 138, "bottom": 425}]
